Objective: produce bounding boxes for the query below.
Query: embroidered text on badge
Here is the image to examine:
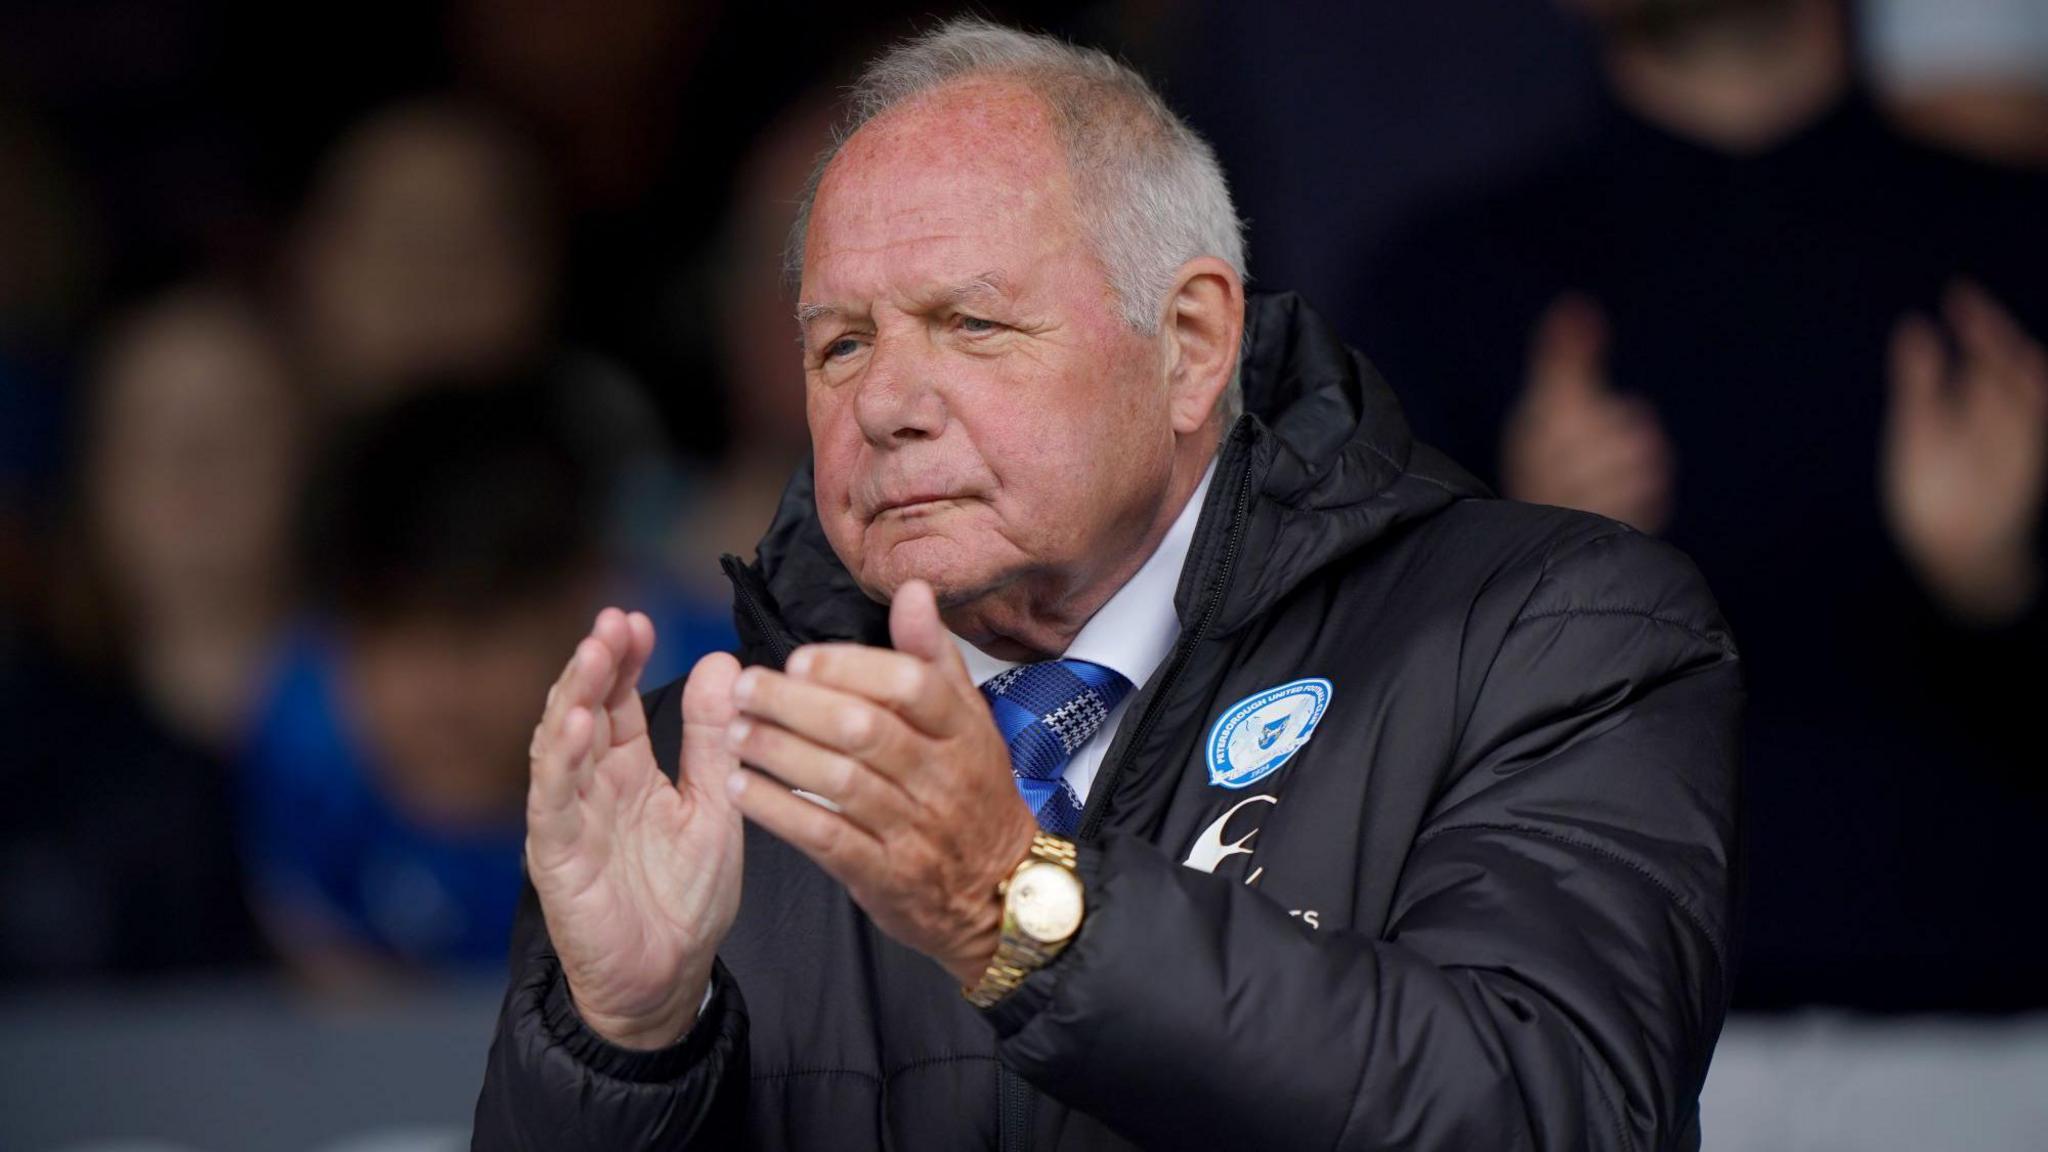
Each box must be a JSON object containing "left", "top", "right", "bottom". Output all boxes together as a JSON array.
[{"left": 1205, "top": 678, "right": 1332, "bottom": 789}]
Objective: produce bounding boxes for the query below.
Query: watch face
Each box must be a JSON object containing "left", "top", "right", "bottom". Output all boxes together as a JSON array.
[{"left": 1010, "top": 861, "right": 1084, "bottom": 943}]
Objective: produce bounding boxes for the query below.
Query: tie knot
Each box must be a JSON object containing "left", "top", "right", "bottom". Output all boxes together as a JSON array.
[{"left": 980, "top": 659, "right": 1133, "bottom": 782}]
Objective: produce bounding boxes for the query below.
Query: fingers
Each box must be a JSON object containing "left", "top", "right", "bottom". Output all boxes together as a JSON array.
[
  {"left": 531, "top": 630, "right": 618, "bottom": 784},
  {"left": 732, "top": 666, "right": 919, "bottom": 775},
  {"left": 773, "top": 582, "right": 973, "bottom": 740},
  {"left": 1558, "top": 430, "right": 1672, "bottom": 531},
  {"left": 727, "top": 766, "right": 885, "bottom": 885},
  {"left": 1948, "top": 282, "right": 2048, "bottom": 411},
  {"left": 1949, "top": 281, "right": 2030, "bottom": 370},
  {"left": 1505, "top": 381, "right": 1672, "bottom": 528},
  {"left": 530, "top": 607, "right": 655, "bottom": 827},
  {"left": 725, "top": 715, "right": 914, "bottom": 832},
  {"left": 529, "top": 703, "right": 595, "bottom": 826},
  {"left": 787, "top": 640, "right": 961, "bottom": 737},
  {"left": 556, "top": 614, "right": 630, "bottom": 718},
  {"left": 1510, "top": 293, "right": 1673, "bottom": 530},
  {"left": 1564, "top": 419, "right": 1668, "bottom": 493},
  {"left": 603, "top": 611, "right": 658, "bottom": 744}
]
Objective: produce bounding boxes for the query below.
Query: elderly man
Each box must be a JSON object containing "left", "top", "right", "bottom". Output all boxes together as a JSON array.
[{"left": 474, "top": 19, "right": 1740, "bottom": 1152}]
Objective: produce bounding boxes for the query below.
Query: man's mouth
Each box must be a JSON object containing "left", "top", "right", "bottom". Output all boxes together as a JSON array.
[{"left": 873, "top": 491, "right": 968, "bottom": 518}]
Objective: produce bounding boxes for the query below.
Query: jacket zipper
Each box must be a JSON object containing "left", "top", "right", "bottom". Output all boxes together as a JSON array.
[
  {"left": 723, "top": 555, "right": 794, "bottom": 665},
  {"left": 997, "top": 1064, "right": 1033, "bottom": 1152}
]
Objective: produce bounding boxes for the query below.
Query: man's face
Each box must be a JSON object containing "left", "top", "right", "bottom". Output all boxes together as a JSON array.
[{"left": 799, "top": 79, "right": 1177, "bottom": 615}]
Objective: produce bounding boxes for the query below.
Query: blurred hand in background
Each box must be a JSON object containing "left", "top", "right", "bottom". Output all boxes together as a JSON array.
[
  {"left": 1884, "top": 280, "right": 2048, "bottom": 623},
  {"left": 1502, "top": 292, "right": 1676, "bottom": 533}
]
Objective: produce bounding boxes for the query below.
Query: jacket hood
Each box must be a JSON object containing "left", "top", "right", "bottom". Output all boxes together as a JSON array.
[{"left": 726, "top": 292, "right": 1484, "bottom": 656}]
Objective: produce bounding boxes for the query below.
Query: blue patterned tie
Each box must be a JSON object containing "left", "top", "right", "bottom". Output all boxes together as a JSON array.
[{"left": 979, "top": 660, "right": 1133, "bottom": 836}]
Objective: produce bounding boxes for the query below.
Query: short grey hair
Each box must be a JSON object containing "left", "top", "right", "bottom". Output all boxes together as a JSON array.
[{"left": 788, "top": 17, "right": 1248, "bottom": 426}]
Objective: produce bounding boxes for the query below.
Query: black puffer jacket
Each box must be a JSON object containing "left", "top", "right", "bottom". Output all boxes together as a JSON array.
[{"left": 473, "top": 293, "right": 1742, "bottom": 1151}]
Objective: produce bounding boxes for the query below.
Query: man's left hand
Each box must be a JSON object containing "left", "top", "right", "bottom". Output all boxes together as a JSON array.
[{"left": 723, "top": 580, "right": 1037, "bottom": 988}]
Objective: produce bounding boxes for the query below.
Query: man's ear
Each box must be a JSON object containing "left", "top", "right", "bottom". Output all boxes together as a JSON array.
[{"left": 1160, "top": 257, "right": 1246, "bottom": 435}]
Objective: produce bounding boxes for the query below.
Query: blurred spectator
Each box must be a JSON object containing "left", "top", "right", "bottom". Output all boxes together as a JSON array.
[
  {"left": 663, "top": 89, "right": 841, "bottom": 593},
  {"left": 1164, "top": 0, "right": 1603, "bottom": 322},
  {"left": 241, "top": 381, "right": 606, "bottom": 983},
  {"left": 445, "top": 0, "right": 775, "bottom": 459},
  {"left": 445, "top": 0, "right": 1100, "bottom": 459},
  {"left": 1, "top": 282, "right": 294, "bottom": 982},
  {"left": 58, "top": 285, "right": 308, "bottom": 750},
  {"left": 1359, "top": 0, "right": 2048, "bottom": 1011},
  {"left": 1865, "top": 0, "right": 2048, "bottom": 167},
  {"left": 287, "top": 99, "right": 559, "bottom": 412},
  {"left": 557, "top": 73, "right": 840, "bottom": 688}
]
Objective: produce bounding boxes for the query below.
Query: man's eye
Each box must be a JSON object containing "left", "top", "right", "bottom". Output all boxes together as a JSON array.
[
  {"left": 825, "top": 337, "right": 863, "bottom": 359},
  {"left": 958, "top": 315, "right": 1001, "bottom": 335}
]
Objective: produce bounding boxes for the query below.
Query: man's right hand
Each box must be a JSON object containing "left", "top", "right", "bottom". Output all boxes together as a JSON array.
[
  {"left": 525, "top": 608, "right": 745, "bottom": 1050},
  {"left": 1503, "top": 294, "right": 1675, "bottom": 534}
]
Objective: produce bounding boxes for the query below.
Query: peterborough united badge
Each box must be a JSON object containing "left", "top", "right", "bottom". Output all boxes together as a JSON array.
[{"left": 1205, "top": 678, "right": 1332, "bottom": 789}]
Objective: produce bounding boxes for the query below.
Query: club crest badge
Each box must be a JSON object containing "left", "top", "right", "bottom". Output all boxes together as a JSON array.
[{"left": 1205, "top": 678, "right": 1332, "bottom": 789}]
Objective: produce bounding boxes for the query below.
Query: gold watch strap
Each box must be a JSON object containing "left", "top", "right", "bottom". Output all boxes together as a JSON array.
[
  {"left": 963, "top": 833, "right": 1078, "bottom": 1008},
  {"left": 1027, "top": 831, "right": 1077, "bottom": 870}
]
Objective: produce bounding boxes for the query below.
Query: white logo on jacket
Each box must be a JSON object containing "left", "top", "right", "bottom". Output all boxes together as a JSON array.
[
  {"left": 1182, "top": 794, "right": 1321, "bottom": 928},
  {"left": 1182, "top": 794, "right": 1278, "bottom": 873}
]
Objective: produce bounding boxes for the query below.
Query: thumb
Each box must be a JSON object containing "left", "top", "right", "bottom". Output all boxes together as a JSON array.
[
  {"left": 680, "top": 651, "right": 743, "bottom": 791},
  {"left": 889, "top": 580, "right": 967, "bottom": 679},
  {"left": 1527, "top": 293, "right": 1611, "bottom": 409},
  {"left": 681, "top": 651, "right": 741, "bottom": 728}
]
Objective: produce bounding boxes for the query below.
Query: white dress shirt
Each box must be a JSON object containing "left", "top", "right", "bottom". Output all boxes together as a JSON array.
[{"left": 952, "top": 459, "right": 1215, "bottom": 808}]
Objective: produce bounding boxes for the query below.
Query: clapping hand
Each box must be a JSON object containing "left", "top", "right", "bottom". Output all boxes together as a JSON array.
[
  {"left": 722, "top": 580, "right": 1038, "bottom": 989},
  {"left": 525, "top": 610, "right": 746, "bottom": 1049},
  {"left": 1503, "top": 294, "right": 1676, "bottom": 534},
  {"left": 1884, "top": 281, "right": 2048, "bottom": 622}
]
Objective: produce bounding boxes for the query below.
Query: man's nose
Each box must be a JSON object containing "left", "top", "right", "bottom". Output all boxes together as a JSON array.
[{"left": 852, "top": 332, "right": 947, "bottom": 445}]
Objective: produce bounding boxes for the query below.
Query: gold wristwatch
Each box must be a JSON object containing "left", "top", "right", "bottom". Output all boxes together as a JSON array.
[{"left": 963, "top": 832, "right": 1085, "bottom": 1008}]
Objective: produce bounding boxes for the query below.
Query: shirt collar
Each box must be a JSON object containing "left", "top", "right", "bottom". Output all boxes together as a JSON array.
[{"left": 953, "top": 457, "right": 1216, "bottom": 689}]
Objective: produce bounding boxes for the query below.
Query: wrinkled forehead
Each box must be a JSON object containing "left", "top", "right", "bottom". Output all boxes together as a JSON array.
[{"left": 801, "top": 80, "right": 1086, "bottom": 296}]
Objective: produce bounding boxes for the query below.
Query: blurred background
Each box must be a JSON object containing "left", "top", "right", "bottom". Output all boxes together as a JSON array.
[{"left": 1, "top": 0, "right": 2044, "bottom": 1148}]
